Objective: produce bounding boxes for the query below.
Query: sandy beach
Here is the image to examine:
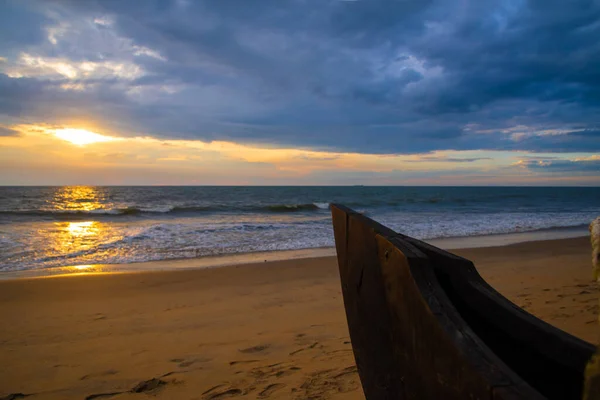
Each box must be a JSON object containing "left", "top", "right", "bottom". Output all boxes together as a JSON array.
[{"left": 0, "top": 237, "right": 597, "bottom": 400}]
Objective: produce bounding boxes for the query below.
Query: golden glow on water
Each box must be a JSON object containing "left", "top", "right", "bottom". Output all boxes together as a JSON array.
[
  {"left": 73, "top": 264, "right": 94, "bottom": 270},
  {"left": 66, "top": 221, "right": 98, "bottom": 236},
  {"left": 47, "top": 220, "right": 121, "bottom": 273},
  {"left": 45, "top": 187, "right": 119, "bottom": 263},
  {"left": 50, "top": 187, "right": 104, "bottom": 251},
  {"left": 54, "top": 128, "right": 114, "bottom": 146},
  {"left": 52, "top": 186, "right": 106, "bottom": 211},
  {"left": 57, "top": 221, "right": 101, "bottom": 252}
]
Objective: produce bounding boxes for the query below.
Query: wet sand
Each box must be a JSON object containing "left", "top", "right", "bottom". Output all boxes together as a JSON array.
[{"left": 0, "top": 237, "right": 597, "bottom": 399}]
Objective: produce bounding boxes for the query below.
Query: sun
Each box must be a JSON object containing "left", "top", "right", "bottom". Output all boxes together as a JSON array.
[{"left": 54, "top": 128, "right": 114, "bottom": 146}]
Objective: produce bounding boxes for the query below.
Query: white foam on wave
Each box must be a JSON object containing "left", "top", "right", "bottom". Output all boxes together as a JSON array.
[
  {"left": 381, "top": 211, "right": 594, "bottom": 240},
  {"left": 0, "top": 209, "right": 598, "bottom": 272}
]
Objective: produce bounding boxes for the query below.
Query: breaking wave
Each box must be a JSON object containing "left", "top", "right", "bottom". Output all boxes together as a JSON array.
[{"left": 0, "top": 202, "right": 332, "bottom": 220}]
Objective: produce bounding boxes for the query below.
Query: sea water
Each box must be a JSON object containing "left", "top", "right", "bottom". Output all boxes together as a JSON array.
[{"left": 0, "top": 186, "right": 598, "bottom": 272}]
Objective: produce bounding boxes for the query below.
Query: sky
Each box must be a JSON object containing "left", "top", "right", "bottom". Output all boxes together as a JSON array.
[{"left": 0, "top": 0, "right": 599, "bottom": 185}]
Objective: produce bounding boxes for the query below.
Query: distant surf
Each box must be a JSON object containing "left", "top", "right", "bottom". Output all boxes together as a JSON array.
[{"left": 0, "top": 202, "right": 332, "bottom": 220}]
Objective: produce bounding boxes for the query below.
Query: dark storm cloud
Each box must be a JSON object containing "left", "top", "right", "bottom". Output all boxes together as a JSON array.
[{"left": 1, "top": 0, "right": 600, "bottom": 154}]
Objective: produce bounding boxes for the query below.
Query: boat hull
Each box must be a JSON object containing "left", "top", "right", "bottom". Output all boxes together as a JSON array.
[{"left": 331, "top": 204, "right": 593, "bottom": 400}]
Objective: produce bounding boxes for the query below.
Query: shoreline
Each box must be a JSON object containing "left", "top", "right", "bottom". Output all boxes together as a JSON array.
[{"left": 0, "top": 226, "right": 589, "bottom": 280}]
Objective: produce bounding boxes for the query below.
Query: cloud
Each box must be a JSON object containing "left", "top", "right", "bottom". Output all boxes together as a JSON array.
[
  {"left": 0, "top": 0, "right": 599, "bottom": 156},
  {"left": 0, "top": 1, "right": 52, "bottom": 55},
  {"left": 406, "top": 155, "right": 492, "bottom": 163},
  {"left": 0, "top": 126, "right": 18, "bottom": 136},
  {"left": 515, "top": 156, "right": 600, "bottom": 175}
]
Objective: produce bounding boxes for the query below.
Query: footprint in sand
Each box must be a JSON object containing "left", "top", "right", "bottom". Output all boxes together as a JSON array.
[
  {"left": 202, "top": 384, "right": 226, "bottom": 395},
  {"left": 325, "top": 349, "right": 353, "bottom": 356},
  {"left": 1, "top": 394, "right": 31, "bottom": 400},
  {"left": 248, "top": 363, "right": 301, "bottom": 381},
  {"left": 80, "top": 369, "right": 119, "bottom": 380},
  {"left": 85, "top": 393, "right": 123, "bottom": 400},
  {"left": 295, "top": 366, "right": 360, "bottom": 399},
  {"left": 239, "top": 344, "right": 270, "bottom": 354},
  {"left": 84, "top": 377, "right": 169, "bottom": 400},
  {"left": 131, "top": 378, "right": 167, "bottom": 393},
  {"left": 179, "top": 360, "right": 196, "bottom": 367},
  {"left": 258, "top": 383, "right": 286, "bottom": 398},
  {"left": 203, "top": 387, "right": 244, "bottom": 399},
  {"left": 289, "top": 342, "right": 319, "bottom": 356},
  {"left": 170, "top": 356, "right": 211, "bottom": 369},
  {"left": 586, "top": 304, "right": 599, "bottom": 313},
  {"left": 229, "top": 360, "right": 260, "bottom": 366}
]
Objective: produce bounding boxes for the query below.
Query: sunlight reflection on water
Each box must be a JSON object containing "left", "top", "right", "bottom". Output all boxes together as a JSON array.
[
  {"left": 73, "top": 264, "right": 94, "bottom": 270},
  {"left": 43, "top": 187, "right": 124, "bottom": 262},
  {"left": 51, "top": 186, "right": 109, "bottom": 211},
  {"left": 55, "top": 221, "right": 104, "bottom": 253}
]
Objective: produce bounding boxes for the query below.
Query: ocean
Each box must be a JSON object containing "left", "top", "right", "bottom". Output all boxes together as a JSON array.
[{"left": 0, "top": 186, "right": 598, "bottom": 273}]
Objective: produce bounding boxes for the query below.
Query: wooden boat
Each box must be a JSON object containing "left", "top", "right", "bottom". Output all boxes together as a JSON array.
[{"left": 330, "top": 204, "right": 594, "bottom": 400}]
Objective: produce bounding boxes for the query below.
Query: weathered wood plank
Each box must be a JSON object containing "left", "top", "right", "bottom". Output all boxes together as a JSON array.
[{"left": 339, "top": 204, "right": 404, "bottom": 397}]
